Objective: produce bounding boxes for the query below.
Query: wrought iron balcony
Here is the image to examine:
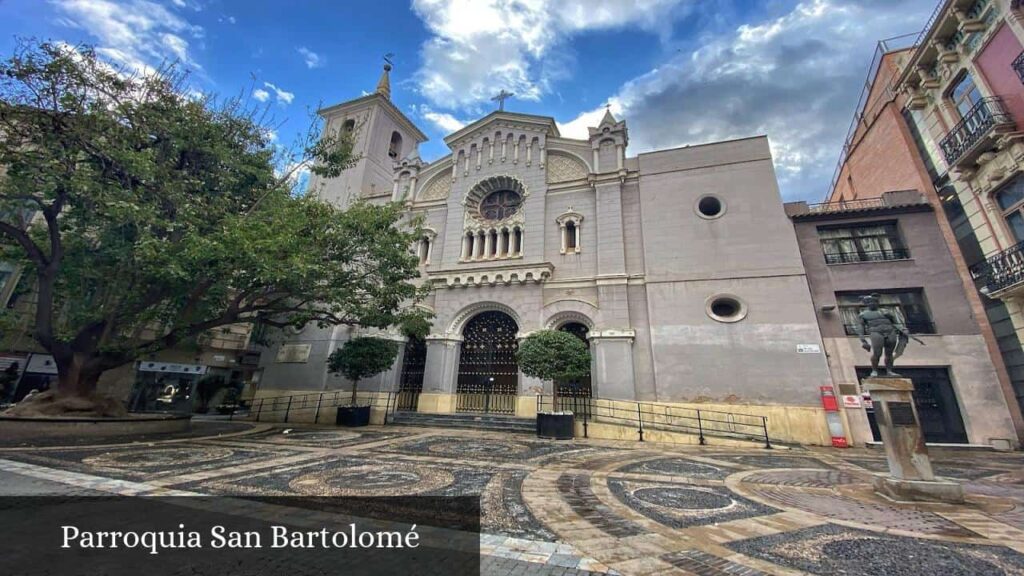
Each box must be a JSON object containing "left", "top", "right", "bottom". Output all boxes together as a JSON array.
[
  {"left": 824, "top": 248, "right": 911, "bottom": 265},
  {"left": 971, "top": 240, "right": 1024, "bottom": 297},
  {"left": 1014, "top": 50, "right": 1024, "bottom": 84},
  {"left": 938, "top": 97, "right": 1014, "bottom": 168}
]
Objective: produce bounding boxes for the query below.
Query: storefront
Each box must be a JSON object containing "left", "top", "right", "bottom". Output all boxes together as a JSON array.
[{"left": 129, "top": 361, "right": 208, "bottom": 413}]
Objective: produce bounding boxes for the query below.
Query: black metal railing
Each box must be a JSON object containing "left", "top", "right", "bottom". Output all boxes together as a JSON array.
[
  {"left": 824, "top": 248, "right": 910, "bottom": 264},
  {"left": 971, "top": 240, "right": 1024, "bottom": 294},
  {"left": 843, "top": 321, "right": 935, "bottom": 336},
  {"left": 244, "top": 390, "right": 396, "bottom": 424},
  {"left": 806, "top": 197, "right": 886, "bottom": 214},
  {"left": 1013, "top": 50, "right": 1024, "bottom": 84},
  {"left": 939, "top": 97, "right": 1013, "bottom": 166},
  {"left": 537, "top": 395, "right": 772, "bottom": 448}
]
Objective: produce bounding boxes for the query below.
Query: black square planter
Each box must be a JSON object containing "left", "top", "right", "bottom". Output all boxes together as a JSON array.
[
  {"left": 336, "top": 405, "right": 371, "bottom": 427},
  {"left": 537, "top": 412, "right": 574, "bottom": 440}
]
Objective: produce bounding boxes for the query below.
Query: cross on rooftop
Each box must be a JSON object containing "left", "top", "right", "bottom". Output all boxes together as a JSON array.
[{"left": 491, "top": 89, "right": 514, "bottom": 111}]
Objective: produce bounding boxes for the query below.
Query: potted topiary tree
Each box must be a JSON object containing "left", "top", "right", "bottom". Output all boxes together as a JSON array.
[
  {"left": 517, "top": 330, "right": 591, "bottom": 440},
  {"left": 327, "top": 337, "right": 399, "bottom": 427}
]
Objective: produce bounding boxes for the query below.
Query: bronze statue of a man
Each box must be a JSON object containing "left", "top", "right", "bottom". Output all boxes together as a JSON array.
[{"left": 857, "top": 293, "right": 913, "bottom": 378}]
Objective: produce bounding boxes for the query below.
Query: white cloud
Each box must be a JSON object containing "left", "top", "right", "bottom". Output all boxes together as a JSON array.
[
  {"left": 557, "top": 99, "right": 624, "bottom": 139},
  {"left": 51, "top": 0, "right": 205, "bottom": 73},
  {"left": 263, "top": 82, "right": 295, "bottom": 105},
  {"left": 414, "top": 105, "right": 468, "bottom": 133},
  {"left": 558, "top": 0, "right": 935, "bottom": 201},
  {"left": 411, "top": 0, "right": 685, "bottom": 108},
  {"left": 297, "top": 47, "right": 325, "bottom": 69},
  {"left": 252, "top": 88, "right": 270, "bottom": 102}
]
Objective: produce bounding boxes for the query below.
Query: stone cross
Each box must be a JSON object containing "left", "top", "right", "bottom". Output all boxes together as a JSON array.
[{"left": 491, "top": 89, "right": 514, "bottom": 111}]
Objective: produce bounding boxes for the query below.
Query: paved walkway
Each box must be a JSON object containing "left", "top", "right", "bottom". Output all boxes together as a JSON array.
[{"left": 2, "top": 423, "right": 1024, "bottom": 575}]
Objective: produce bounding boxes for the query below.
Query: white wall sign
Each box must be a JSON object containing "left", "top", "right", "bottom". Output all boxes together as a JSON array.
[
  {"left": 796, "top": 344, "right": 821, "bottom": 354},
  {"left": 841, "top": 395, "right": 862, "bottom": 408},
  {"left": 138, "top": 362, "right": 208, "bottom": 375}
]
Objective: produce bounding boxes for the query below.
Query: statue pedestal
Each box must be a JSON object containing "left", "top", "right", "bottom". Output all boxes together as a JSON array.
[{"left": 862, "top": 378, "right": 964, "bottom": 504}]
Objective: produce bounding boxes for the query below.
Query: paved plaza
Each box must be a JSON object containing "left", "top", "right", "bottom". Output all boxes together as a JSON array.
[{"left": 2, "top": 422, "right": 1024, "bottom": 575}]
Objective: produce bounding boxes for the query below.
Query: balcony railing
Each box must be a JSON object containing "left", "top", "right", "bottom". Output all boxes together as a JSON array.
[
  {"left": 806, "top": 197, "right": 886, "bottom": 214},
  {"left": 843, "top": 321, "right": 936, "bottom": 337},
  {"left": 971, "top": 240, "right": 1024, "bottom": 295},
  {"left": 1014, "top": 50, "right": 1024, "bottom": 84},
  {"left": 939, "top": 97, "right": 1014, "bottom": 166},
  {"left": 824, "top": 248, "right": 911, "bottom": 265}
]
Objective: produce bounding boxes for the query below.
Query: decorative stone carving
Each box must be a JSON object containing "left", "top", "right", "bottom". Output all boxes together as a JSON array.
[
  {"left": 428, "top": 263, "right": 554, "bottom": 289},
  {"left": 418, "top": 174, "right": 451, "bottom": 201},
  {"left": 546, "top": 153, "right": 589, "bottom": 184}
]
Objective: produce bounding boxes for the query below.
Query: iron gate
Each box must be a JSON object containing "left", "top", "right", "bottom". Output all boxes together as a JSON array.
[
  {"left": 556, "top": 321, "right": 592, "bottom": 403},
  {"left": 456, "top": 311, "right": 518, "bottom": 414},
  {"left": 397, "top": 336, "right": 425, "bottom": 411}
]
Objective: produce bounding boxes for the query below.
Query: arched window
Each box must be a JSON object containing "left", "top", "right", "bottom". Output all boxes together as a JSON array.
[
  {"left": 419, "top": 236, "right": 431, "bottom": 265},
  {"left": 342, "top": 119, "right": 355, "bottom": 134},
  {"left": 388, "top": 131, "right": 403, "bottom": 159},
  {"left": 996, "top": 175, "right": 1024, "bottom": 243},
  {"left": 556, "top": 210, "right": 583, "bottom": 254}
]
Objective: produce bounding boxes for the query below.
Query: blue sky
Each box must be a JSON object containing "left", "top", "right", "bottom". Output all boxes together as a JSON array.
[{"left": 0, "top": 0, "right": 938, "bottom": 201}]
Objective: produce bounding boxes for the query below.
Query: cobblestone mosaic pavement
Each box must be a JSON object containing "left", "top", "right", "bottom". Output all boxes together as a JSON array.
[{"left": 2, "top": 423, "right": 1024, "bottom": 575}]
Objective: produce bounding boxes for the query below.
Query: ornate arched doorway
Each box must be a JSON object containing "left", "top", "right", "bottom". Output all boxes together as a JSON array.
[
  {"left": 397, "top": 335, "right": 425, "bottom": 411},
  {"left": 557, "top": 322, "right": 592, "bottom": 401},
  {"left": 456, "top": 311, "right": 519, "bottom": 414}
]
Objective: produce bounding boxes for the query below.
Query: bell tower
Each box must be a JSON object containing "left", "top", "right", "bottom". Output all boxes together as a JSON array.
[{"left": 310, "top": 59, "right": 428, "bottom": 207}]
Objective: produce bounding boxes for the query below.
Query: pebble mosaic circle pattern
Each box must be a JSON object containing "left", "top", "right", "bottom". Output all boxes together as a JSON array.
[
  {"left": 288, "top": 462, "right": 455, "bottom": 497},
  {"left": 729, "top": 524, "right": 1024, "bottom": 576},
  {"left": 609, "top": 479, "right": 777, "bottom": 529},
  {"left": 82, "top": 446, "right": 235, "bottom": 469},
  {"left": 424, "top": 438, "right": 532, "bottom": 458},
  {"left": 616, "top": 457, "right": 729, "bottom": 479},
  {"left": 264, "top": 430, "right": 363, "bottom": 443}
]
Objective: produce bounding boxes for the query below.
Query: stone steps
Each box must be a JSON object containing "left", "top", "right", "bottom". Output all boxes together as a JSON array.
[{"left": 388, "top": 411, "right": 535, "bottom": 433}]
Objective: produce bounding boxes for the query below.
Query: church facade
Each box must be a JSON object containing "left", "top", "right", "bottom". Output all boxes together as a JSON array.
[{"left": 257, "top": 67, "right": 836, "bottom": 443}]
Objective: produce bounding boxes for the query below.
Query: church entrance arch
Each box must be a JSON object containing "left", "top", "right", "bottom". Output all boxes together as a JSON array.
[
  {"left": 456, "top": 311, "right": 519, "bottom": 414},
  {"left": 396, "top": 335, "right": 425, "bottom": 411},
  {"left": 557, "top": 322, "right": 592, "bottom": 402}
]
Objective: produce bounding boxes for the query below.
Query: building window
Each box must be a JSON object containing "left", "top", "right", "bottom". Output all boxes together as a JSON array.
[
  {"left": 342, "top": 119, "right": 355, "bottom": 134},
  {"left": 418, "top": 235, "right": 433, "bottom": 266},
  {"left": 706, "top": 294, "right": 747, "bottom": 323},
  {"left": 555, "top": 209, "right": 583, "bottom": 254},
  {"left": 696, "top": 195, "right": 725, "bottom": 219},
  {"left": 479, "top": 189, "right": 522, "bottom": 220},
  {"left": 837, "top": 290, "right": 935, "bottom": 336},
  {"left": 817, "top": 222, "right": 909, "bottom": 264},
  {"left": 950, "top": 73, "right": 982, "bottom": 119},
  {"left": 995, "top": 175, "right": 1024, "bottom": 244},
  {"left": 1014, "top": 50, "right": 1024, "bottom": 84},
  {"left": 388, "top": 131, "right": 403, "bottom": 159}
]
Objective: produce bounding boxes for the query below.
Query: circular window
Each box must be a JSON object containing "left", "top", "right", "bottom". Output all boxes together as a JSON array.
[
  {"left": 479, "top": 190, "right": 522, "bottom": 221},
  {"left": 696, "top": 195, "right": 725, "bottom": 219},
  {"left": 706, "top": 295, "right": 747, "bottom": 323}
]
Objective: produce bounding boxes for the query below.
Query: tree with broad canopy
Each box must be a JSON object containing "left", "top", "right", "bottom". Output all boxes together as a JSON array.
[
  {"left": 0, "top": 42, "right": 429, "bottom": 415},
  {"left": 327, "top": 337, "right": 400, "bottom": 407},
  {"left": 516, "top": 329, "right": 591, "bottom": 413}
]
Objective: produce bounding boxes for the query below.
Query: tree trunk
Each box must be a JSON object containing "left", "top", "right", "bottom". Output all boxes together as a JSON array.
[
  {"left": 55, "top": 353, "right": 103, "bottom": 397},
  {"left": 350, "top": 379, "right": 359, "bottom": 406},
  {"left": 52, "top": 345, "right": 131, "bottom": 399}
]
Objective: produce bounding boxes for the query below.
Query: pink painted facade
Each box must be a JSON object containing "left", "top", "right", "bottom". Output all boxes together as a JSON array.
[{"left": 975, "top": 23, "right": 1024, "bottom": 131}]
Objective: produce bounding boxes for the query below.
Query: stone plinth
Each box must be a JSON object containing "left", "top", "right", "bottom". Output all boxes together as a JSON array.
[{"left": 862, "top": 377, "right": 964, "bottom": 503}]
